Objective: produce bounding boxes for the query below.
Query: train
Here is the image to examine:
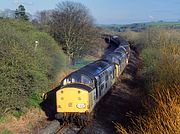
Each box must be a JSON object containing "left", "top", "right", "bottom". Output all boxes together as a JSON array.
[{"left": 42, "top": 35, "right": 130, "bottom": 123}]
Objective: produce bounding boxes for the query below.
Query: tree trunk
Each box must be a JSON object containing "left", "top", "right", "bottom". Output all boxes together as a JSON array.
[
  {"left": 68, "top": 55, "right": 76, "bottom": 66},
  {"left": 68, "top": 55, "right": 72, "bottom": 65},
  {"left": 71, "top": 58, "right": 76, "bottom": 66}
]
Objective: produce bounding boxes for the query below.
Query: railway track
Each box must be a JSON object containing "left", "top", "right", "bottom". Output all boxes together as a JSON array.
[
  {"left": 55, "top": 124, "right": 86, "bottom": 134},
  {"left": 39, "top": 120, "right": 87, "bottom": 134}
]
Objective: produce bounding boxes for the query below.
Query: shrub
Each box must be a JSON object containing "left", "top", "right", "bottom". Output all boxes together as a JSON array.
[
  {"left": 0, "top": 19, "right": 66, "bottom": 115},
  {"left": 116, "top": 85, "right": 180, "bottom": 134},
  {"left": 115, "top": 28, "right": 180, "bottom": 133}
]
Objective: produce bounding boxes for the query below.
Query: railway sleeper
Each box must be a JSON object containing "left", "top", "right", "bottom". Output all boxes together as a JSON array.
[{"left": 55, "top": 112, "right": 91, "bottom": 126}]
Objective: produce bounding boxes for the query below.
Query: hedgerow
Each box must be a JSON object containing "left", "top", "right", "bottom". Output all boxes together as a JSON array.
[{"left": 0, "top": 19, "right": 65, "bottom": 115}]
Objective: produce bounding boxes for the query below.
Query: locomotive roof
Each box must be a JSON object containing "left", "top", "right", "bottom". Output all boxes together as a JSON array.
[
  {"left": 102, "top": 54, "right": 119, "bottom": 64},
  {"left": 119, "top": 42, "right": 129, "bottom": 46},
  {"left": 111, "top": 36, "right": 129, "bottom": 46},
  {"left": 115, "top": 46, "right": 126, "bottom": 52},
  {"left": 102, "top": 51, "right": 126, "bottom": 63},
  {"left": 110, "top": 51, "right": 126, "bottom": 59},
  {"left": 77, "top": 60, "right": 111, "bottom": 78},
  {"left": 61, "top": 60, "right": 112, "bottom": 85}
]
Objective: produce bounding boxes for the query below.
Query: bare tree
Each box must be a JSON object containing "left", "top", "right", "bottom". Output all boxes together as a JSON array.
[
  {"left": 35, "top": 10, "right": 52, "bottom": 25},
  {"left": 50, "top": 1, "right": 95, "bottom": 65}
]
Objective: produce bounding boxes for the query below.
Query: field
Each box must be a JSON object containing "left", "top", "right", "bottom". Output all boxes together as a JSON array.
[
  {"left": 100, "top": 21, "right": 180, "bottom": 32},
  {"left": 147, "top": 21, "right": 180, "bottom": 27}
]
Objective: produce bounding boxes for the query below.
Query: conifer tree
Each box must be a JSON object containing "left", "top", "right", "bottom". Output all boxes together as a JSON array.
[{"left": 15, "top": 5, "right": 29, "bottom": 21}]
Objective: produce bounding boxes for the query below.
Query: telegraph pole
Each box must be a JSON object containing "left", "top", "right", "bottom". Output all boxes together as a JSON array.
[{"left": 34, "top": 41, "right": 39, "bottom": 52}]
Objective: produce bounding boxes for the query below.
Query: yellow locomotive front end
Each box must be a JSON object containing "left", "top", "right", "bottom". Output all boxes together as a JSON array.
[
  {"left": 55, "top": 83, "right": 95, "bottom": 122},
  {"left": 56, "top": 87, "right": 89, "bottom": 113}
]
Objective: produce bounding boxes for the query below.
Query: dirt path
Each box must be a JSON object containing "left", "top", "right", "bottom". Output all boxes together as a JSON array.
[{"left": 83, "top": 47, "right": 146, "bottom": 134}]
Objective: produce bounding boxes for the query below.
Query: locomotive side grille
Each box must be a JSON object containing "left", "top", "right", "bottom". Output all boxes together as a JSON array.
[{"left": 68, "top": 102, "right": 72, "bottom": 107}]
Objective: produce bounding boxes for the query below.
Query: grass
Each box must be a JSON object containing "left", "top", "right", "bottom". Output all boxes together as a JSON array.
[
  {"left": 116, "top": 85, "right": 180, "bottom": 134},
  {"left": 70, "top": 59, "right": 93, "bottom": 70},
  {"left": 0, "top": 129, "right": 13, "bottom": 134},
  {"left": 115, "top": 28, "right": 180, "bottom": 133},
  {"left": 70, "top": 56, "right": 97, "bottom": 70},
  {"left": 147, "top": 21, "right": 180, "bottom": 27},
  {"left": 12, "top": 111, "right": 22, "bottom": 118},
  {"left": 0, "top": 108, "right": 45, "bottom": 133},
  {"left": 27, "top": 93, "right": 42, "bottom": 108},
  {"left": 0, "top": 117, "right": 9, "bottom": 124}
]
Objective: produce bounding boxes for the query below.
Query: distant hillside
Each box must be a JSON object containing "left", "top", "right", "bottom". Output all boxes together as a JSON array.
[{"left": 98, "top": 21, "right": 180, "bottom": 32}]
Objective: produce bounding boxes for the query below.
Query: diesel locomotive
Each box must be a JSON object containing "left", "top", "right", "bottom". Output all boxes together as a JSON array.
[{"left": 43, "top": 36, "right": 130, "bottom": 122}]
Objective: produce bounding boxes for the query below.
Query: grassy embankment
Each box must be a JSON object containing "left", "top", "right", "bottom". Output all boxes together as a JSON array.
[
  {"left": 116, "top": 28, "right": 180, "bottom": 133},
  {"left": 0, "top": 19, "right": 67, "bottom": 133}
]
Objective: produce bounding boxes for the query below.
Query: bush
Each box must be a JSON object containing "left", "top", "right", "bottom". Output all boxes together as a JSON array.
[
  {"left": 115, "top": 28, "right": 180, "bottom": 133},
  {"left": 0, "top": 19, "right": 66, "bottom": 115},
  {"left": 116, "top": 85, "right": 180, "bottom": 134}
]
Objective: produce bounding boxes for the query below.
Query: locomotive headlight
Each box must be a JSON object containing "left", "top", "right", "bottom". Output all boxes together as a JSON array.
[{"left": 76, "top": 104, "right": 86, "bottom": 109}]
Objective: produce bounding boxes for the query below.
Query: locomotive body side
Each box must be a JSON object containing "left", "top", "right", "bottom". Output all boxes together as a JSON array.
[{"left": 55, "top": 60, "right": 116, "bottom": 120}]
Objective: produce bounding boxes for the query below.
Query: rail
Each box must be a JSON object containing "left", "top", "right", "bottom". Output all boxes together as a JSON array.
[
  {"left": 55, "top": 123, "right": 86, "bottom": 134},
  {"left": 39, "top": 120, "right": 87, "bottom": 134}
]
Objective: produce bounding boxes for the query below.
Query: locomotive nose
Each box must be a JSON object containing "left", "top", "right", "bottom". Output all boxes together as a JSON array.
[{"left": 56, "top": 87, "right": 89, "bottom": 113}]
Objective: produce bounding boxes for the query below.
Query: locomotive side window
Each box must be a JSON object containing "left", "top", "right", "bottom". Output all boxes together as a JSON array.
[
  {"left": 105, "top": 74, "right": 108, "bottom": 81},
  {"left": 99, "top": 73, "right": 105, "bottom": 84},
  {"left": 100, "top": 84, "right": 104, "bottom": 91},
  {"left": 110, "top": 70, "right": 113, "bottom": 79},
  {"left": 72, "top": 78, "right": 75, "bottom": 82}
]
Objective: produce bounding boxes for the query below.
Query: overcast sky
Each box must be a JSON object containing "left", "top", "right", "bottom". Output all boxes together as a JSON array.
[{"left": 0, "top": 0, "right": 180, "bottom": 24}]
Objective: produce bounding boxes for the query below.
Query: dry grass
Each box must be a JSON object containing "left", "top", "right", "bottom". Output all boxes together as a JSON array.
[
  {"left": 115, "top": 28, "right": 180, "bottom": 134},
  {"left": 116, "top": 89, "right": 180, "bottom": 134},
  {"left": 0, "top": 108, "right": 46, "bottom": 134},
  {"left": 116, "top": 85, "right": 180, "bottom": 134}
]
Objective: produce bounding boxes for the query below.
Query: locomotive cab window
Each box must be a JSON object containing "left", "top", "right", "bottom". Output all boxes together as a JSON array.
[
  {"left": 81, "top": 75, "right": 92, "bottom": 86},
  {"left": 63, "top": 79, "right": 67, "bottom": 86},
  {"left": 62, "top": 76, "right": 74, "bottom": 86}
]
